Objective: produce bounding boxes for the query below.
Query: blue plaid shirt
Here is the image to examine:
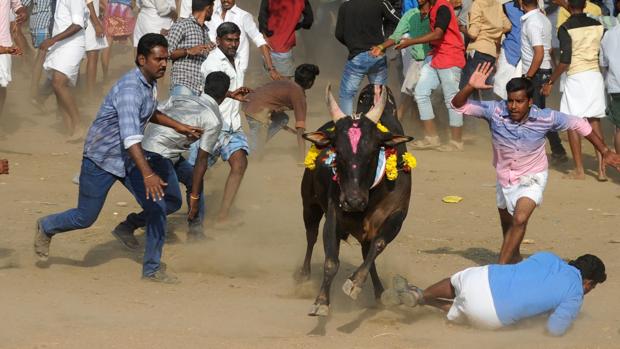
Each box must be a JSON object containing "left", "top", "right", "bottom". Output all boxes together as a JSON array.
[
  {"left": 83, "top": 68, "right": 158, "bottom": 178},
  {"left": 23, "top": 0, "right": 54, "bottom": 33}
]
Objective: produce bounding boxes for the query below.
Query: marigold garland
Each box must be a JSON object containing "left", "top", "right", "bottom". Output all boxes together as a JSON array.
[
  {"left": 385, "top": 152, "right": 398, "bottom": 180},
  {"left": 402, "top": 152, "right": 417, "bottom": 171},
  {"left": 304, "top": 144, "right": 321, "bottom": 170}
]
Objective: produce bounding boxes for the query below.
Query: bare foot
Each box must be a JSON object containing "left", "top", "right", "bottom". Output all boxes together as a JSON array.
[
  {"left": 67, "top": 127, "right": 86, "bottom": 144},
  {"left": 563, "top": 170, "right": 585, "bottom": 180},
  {"left": 597, "top": 172, "right": 608, "bottom": 182}
]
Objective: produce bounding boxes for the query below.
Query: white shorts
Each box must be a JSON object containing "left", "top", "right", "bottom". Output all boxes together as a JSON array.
[
  {"left": 447, "top": 265, "right": 503, "bottom": 330},
  {"left": 493, "top": 49, "right": 522, "bottom": 100},
  {"left": 496, "top": 171, "right": 548, "bottom": 215},
  {"left": 43, "top": 44, "right": 85, "bottom": 86},
  {"left": 560, "top": 70, "right": 606, "bottom": 118},
  {"left": 0, "top": 54, "right": 12, "bottom": 87}
]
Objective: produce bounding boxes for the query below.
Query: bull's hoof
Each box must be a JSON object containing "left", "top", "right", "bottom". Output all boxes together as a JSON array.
[
  {"left": 342, "top": 278, "right": 363, "bottom": 300},
  {"left": 308, "top": 303, "right": 329, "bottom": 317}
]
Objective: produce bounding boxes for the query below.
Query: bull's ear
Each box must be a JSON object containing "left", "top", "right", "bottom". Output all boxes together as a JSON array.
[
  {"left": 303, "top": 131, "right": 332, "bottom": 147},
  {"left": 382, "top": 135, "right": 414, "bottom": 147}
]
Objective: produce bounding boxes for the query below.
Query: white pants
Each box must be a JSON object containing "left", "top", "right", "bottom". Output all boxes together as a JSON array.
[{"left": 447, "top": 265, "right": 503, "bottom": 330}]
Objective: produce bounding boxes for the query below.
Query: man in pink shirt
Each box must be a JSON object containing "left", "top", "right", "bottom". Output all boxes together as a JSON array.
[
  {"left": 452, "top": 63, "right": 620, "bottom": 264},
  {"left": 0, "top": 0, "right": 27, "bottom": 116}
]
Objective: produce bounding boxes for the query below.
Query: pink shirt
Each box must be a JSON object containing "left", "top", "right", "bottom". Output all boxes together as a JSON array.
[
  {"left": 0, "top": 0, "right": 23, "bottom": 46},
  {"left": 454, "top": 100, "right": 592, "bottom": 187}
]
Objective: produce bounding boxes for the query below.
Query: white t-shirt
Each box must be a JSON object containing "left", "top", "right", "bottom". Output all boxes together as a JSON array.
[
  {"left": 200, "top": 47, "right": 244, "bottom": 133},
  {"left": 600, "top": 24, "right": 620, "bottom": 93},
  {"left": 206, "top": 4, "right": 267, "bottom": 73},
  {"left": 520, "top": 9, "right": 552, "bottom": 74},
  {"left": 52, "top": 0, "right": 86, "bottom": 47}
]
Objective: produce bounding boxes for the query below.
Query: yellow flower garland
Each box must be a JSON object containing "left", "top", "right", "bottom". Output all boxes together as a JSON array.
[
  {"left": 402, "top": 152, "right": 417, "bottom": 170},
  {"left": 304, "top": 144, "right": 321, "bottom": 170},
  {"left": 385, "top": 153, "right": 398, "bottom": 180}
]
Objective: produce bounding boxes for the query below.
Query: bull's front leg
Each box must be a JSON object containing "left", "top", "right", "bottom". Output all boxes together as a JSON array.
[
  {"left": 308, "top": 206, "right": 340, "bottom": 317},
  {"left": 342, "top": 211, "right": 406, "bottom": 300}
]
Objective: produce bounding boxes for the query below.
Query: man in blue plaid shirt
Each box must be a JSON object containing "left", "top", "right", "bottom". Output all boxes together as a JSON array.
[{"left": 34, "top": 34, "right": 203, "bottom": 283}]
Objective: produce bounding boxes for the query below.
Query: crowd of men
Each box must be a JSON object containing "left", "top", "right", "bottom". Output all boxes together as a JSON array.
[{"left": 1, "top": 0, "right": 620, "bottom": 337}]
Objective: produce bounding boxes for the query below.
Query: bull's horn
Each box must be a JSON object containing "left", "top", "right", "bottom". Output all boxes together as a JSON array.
[
  {"left": 365, "top": 85, "right": 387, "bottom": 124},
  {"left": 326, "top": 83, "right": 346, "bottom": 122}
]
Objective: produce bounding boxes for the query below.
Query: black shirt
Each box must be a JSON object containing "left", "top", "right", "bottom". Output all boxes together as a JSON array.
[{"left": 335, "top": 0, "right": 401, "bottom": 59}]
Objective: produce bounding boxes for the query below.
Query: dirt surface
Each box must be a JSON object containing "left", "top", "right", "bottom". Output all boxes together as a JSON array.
[{"left": 2, "top": 22, "right": 620, "bottom": 349}]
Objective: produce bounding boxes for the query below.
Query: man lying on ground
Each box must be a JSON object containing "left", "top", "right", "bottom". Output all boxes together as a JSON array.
[
  {"left": 451, "top": 62, "right": 620, "bottom": 264},
  {"left": 382, "top": 252, "right": 606, "bottom": 336}
]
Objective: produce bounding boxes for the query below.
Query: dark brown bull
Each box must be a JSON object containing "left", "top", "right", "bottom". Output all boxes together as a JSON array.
[{"left": 301, "top": 85, "right": 413, "bottom": 316}]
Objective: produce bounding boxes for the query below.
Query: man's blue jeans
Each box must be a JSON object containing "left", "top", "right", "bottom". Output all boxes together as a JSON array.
[
  {"left": 127, "top": 152, "right": 183, "bottom": 276},
  {"left": 339, "top": 51, "right": 388, "bottom": 115},
  {"left": 414, "top": 60, "right": 463, "bottom": 127},
  {"left": 124, "top": 156, "right": 205, "bottom": 230},
  {"left": 40, "top": 157, "right": 133, "bottom": 235}
]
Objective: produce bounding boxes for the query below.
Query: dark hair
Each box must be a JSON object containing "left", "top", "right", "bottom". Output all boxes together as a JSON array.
[
  {"left": 506, "top": 77, "right": 534, "bottom": 99},
  {"left": 569, "top": 254, "right": 607, "bottom": 284},
  {"left": 216, "top": 22, "right": 241, "bottom": 38},
  {"left": 294, "top": 64, "right": 320, "bottom": 89},
  {"left": 520, "top": 0, "right": 539, "bottom": 6},
  {"left": 567, "top": 0, "right": 586, "bottom": 9},
  {"left": 135, "top": 33, "right": 168, "bottom": 66},
  {"left": 203, "top": 71, "right": 231, "bottom": 101},
  {"left": 192, "top": 0, "right": 214, "bottom": 12}
]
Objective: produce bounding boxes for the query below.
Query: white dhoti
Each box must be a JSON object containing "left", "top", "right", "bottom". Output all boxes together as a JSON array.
[
  {"left": 133, "top": 7, "right": 173, "bottom": 46},
  {"left": 493, "top": 48, "right": 522, "bottom": 100},
  {"left": 0, "top": 54, "right": 12, "bottom": 87},
  {"left": 43, "top": 43, "right": 85, "bottom": 86},
  {"left": 85, "top": 0, "right": 109, "bottom": 51},
  {"left": 560, "top": 70, "right": 606, "bottom": 118}
]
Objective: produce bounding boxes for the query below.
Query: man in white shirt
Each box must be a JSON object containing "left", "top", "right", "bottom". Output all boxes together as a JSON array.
[
  {"left": 39, "top": 0, "right": 86, "bottom": 142},
  {"left": 520, "top": 0, "right": 568, "bottom": 163},
  {"left": 199, "top": 21, "right": 251, "bottom": 226},
  {"left": 206, "top": 0, "right": 281, "bottom": 80}
]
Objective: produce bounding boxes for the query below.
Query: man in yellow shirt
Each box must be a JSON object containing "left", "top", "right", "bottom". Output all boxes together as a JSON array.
[{"left": 556, "top": 0, "right": 602, "bottom": 26}]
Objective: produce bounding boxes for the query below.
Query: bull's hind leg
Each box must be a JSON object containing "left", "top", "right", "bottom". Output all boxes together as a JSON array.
[
  {"left": 298, "top": 203, "right": 323, "bottom": 282},
  {"left": 343, "top": 211, "right": 406, "bottom": 300},
  {"left": 308, "top": 210, "right": 340, "bottom": 317}
]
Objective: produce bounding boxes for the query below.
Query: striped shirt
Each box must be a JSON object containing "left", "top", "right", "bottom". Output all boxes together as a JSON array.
[
  {"left": 167, "top": 15, "right": 211, "bottom": 95},
  {"left": 454, "top": 100, "right": 592, "bottom": 187},
  {"left": 83, "top": 68, "right": 158, "bottom": 178}
]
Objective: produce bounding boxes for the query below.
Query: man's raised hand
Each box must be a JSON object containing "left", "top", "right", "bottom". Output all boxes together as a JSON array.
[{"left": 468, "top": 62, "right": 494, "bottom": 90}]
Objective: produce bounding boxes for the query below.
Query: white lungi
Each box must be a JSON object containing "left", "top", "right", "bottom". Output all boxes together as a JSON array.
[
  {"left": 493, "top": 48, "right": 522, "bottom": 100},
  {"left": 496, "top": 171, "right": 548, "bottom": 215},
  {"left": 43, "top": 42, "right": 86, "bottom": 86},
  {"left": 133, "top": 7, "right": 174, "bottom": 46},
  {"left": 0, "top": 54, "right": 12, "bottom": 87},
  {"left": 85, "top": 0, "right": 109, "bottom": 51},
  {"left": 447, "top": 265, "right": 503, "bottom": 330},
  {"left": 560, "top": 70, "right": 606, "bottom": 118}
]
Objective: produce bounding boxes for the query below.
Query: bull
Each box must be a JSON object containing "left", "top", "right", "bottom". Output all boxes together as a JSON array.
[{"left": 300, "top": 85, "right": 414, "bottom": 316}]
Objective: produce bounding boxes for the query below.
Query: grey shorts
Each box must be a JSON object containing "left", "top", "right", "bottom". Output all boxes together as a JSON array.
[{"left": 269, "top": 50, "right": 295, "bottom": 77}]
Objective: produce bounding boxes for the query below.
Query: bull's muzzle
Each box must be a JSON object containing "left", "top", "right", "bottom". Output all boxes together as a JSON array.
[{"left": 339, "top": 195, "right": 368, "bottom": 213}]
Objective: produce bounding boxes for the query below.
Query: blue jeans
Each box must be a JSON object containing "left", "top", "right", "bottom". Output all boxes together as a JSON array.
[
  {"left": 246, "top": 112, "right": 289, "bottom": 152},
  {"left": 124, "top": 156, "right": 205, "bottom": 230},
  {"left": 40, "top": 157, "right": 133, "bottom": 235},
  {"left": 170, "top": 84, "right": 200, "bottom": 97},
  {"left": 126, "top": 152, "right": 183, "bottom": 276},
  {"left": 414, "top": 59, "right": 463, "bottom": 127},
  {"left": 339, "top": 51, "right": 388, "bottom": 115}
]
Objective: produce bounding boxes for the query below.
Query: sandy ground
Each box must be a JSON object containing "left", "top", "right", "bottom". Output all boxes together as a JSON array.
[{"left": 2, "top": 18, "right": 620, "bottom": 349}]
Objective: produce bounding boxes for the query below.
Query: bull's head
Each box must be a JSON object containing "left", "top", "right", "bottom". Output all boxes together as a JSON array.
[{"left": 304, "top": 85, "right": 412, "bottom": 212}]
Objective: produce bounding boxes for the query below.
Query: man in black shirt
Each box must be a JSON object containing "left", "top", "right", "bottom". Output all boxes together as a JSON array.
[{"left": 335, "top": 0, "right": 399, "bottom": 115}]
